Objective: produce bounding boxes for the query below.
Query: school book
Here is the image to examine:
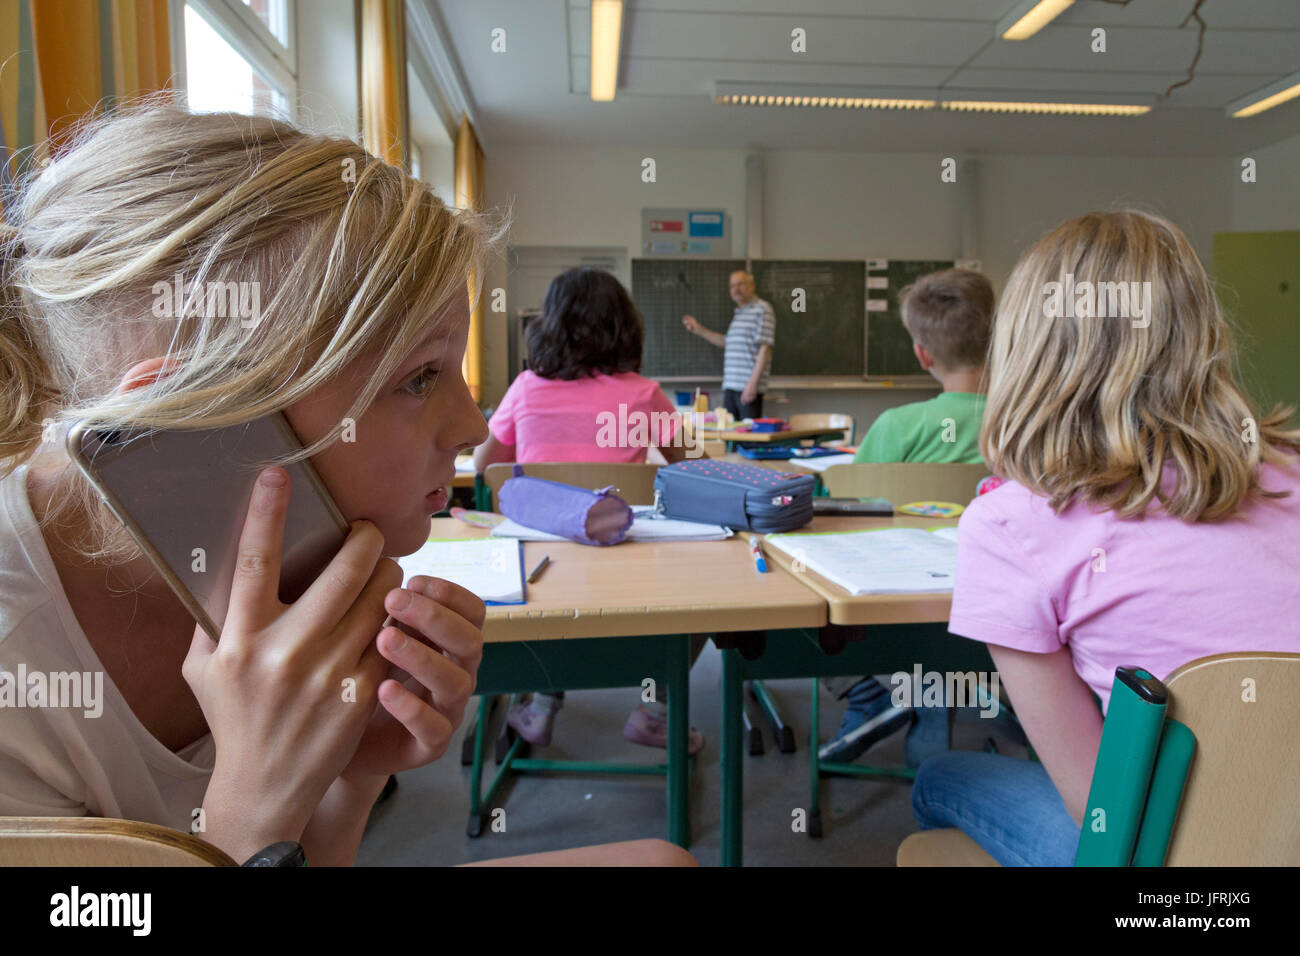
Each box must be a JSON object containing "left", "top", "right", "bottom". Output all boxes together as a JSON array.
[
  {"left": 763, "top": 526, "right": 958, "bottom": 595},
  {"left": 397, "top": 537, "right": 526, "bottom": 605}
]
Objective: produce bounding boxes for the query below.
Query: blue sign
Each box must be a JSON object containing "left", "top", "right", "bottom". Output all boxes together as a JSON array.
[{"left": 688, "top": 211, "right": 724, "bottom": 238}]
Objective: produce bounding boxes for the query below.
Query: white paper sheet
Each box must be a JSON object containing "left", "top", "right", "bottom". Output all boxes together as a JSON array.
[
  {"left": 765, "top": 528, "right": 957, "bottom": 595},
  {"left": 398, "top": 537, "right": 524, "bottom": 604},
  {"left": 782, "top": 453, "right": 857, "bottom": 473}
]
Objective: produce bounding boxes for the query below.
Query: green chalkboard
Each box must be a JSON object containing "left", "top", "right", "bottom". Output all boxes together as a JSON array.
[
  {"left": 632, "top": 258, "right": 865, "bottom": 378},
  {"left": 866, "top": 259, "right": 955, "bottom": 377},
  {"left": 751, "top": 260, "right": 864, "bottom": 376},
  {"left": 632, "top": 258, "right": 746, "bottom": 378}
]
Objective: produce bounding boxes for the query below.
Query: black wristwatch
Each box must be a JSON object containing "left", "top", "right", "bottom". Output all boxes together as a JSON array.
[{"left": 241, "top": 841, "right": 308, "bottom": 867}]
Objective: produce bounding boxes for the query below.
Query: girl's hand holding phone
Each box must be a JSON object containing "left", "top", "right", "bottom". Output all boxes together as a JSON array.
[
  {"left": 338, "top": 573, "right": 485, "bottom": 783},
  {"left": 183, "top": 467, "right": 398, "bottom": 861}
]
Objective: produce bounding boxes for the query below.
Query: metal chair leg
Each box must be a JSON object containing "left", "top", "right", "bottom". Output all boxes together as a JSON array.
[{"left": 750, "top": 680, "right": 796, "bottom": 753}]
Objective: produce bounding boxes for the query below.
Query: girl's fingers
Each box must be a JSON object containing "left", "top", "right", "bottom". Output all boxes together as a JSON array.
[
  {"left": 376, "top": 679, "right": 455, "bottom": 763},
  {"left": 328, "top": 556, "right": 404, "bottom": 666},
  {"left": 382, "top": 586, "right": 484, "bottom": 676},
  {"left": 377, "top": 626, "right": 475, "bottom": 708},
  {"left": 223, "top": 467, "right": 290, "bottom": 638},
  {"left": 403, "top": 576, "right": 487, "bottom": 630},
  {"left": 292, "top": 520, "right": 389, "bottom": 634}
]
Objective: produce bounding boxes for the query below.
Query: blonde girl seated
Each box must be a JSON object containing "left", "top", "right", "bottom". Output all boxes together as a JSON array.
[
  {"left": 911, "top": 209, "right": 1300, "bottom": 865},
  {"left": 0, "top": 105, "right": 692, "bottom": 867}
]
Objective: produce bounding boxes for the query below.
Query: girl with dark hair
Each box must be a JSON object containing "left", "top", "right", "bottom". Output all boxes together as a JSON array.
[{"left": 473, "top": 267, "right": 704, "bottom": 753}]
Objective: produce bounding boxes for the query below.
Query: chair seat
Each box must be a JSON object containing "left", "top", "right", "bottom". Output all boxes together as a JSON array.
[{"left": 897, "top": 828, "right": 1000, "bottom": 866}]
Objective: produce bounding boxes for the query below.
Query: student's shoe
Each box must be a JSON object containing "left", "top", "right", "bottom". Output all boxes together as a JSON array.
[
  {"left": 623, "top": 706, "right": 706, "bottom": 755},
  {"left": 818, "top": 702, "right": 913, "bottom": 763},
  {"left": 507, "top": 695, "right": 561, "bottom": 746}
]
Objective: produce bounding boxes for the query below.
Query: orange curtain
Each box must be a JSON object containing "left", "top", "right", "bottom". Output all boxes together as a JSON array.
[
  {"left": 455, "top": 114, "right": 485, "bottom": 404},
  {"left": 2, "top": 0, "right": 170, "bottom": 181},
  {"left": 32, "top": 0, "right": 170, "bottom": 145},
  {"left": 358, "top": 0, "right": 408, "bottom": 168}
]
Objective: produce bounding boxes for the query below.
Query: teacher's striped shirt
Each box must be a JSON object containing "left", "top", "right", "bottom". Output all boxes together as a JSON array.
[{"left": 722, "top": 298, "right": 776, "bottom": 393}]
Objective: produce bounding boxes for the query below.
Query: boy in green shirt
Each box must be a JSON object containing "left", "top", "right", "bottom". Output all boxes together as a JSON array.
[{"left": 823, "top": 268, "right": 994, "bottom": 765}]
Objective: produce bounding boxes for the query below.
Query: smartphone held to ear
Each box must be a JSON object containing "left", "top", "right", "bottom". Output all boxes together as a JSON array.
[{"left": 66, "top": 413, "right": 350, "bottom": 640}]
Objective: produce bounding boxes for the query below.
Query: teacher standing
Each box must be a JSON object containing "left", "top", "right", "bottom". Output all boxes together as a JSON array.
[{"left": 681, "top": 269, "right": 775, "bottom": 420}]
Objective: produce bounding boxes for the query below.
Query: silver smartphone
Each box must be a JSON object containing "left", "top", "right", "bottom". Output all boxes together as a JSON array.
[{"left": 66, "top": 413, "right": 350, "bottom": 639}]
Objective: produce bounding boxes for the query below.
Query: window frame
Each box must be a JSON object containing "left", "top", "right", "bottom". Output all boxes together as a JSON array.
[{"left": 171, "top": 0, "right": 298, "bottom": 115}]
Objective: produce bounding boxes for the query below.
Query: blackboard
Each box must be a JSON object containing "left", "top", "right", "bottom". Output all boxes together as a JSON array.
[
  {"left": 866, "top": 259, "right": 955, "bottom": 377},
  {"left": 633, "top": 258, "right": 865, "bottom": 378},
  {"left": 632, "top": 258, "right": 746, "bottom": 378},
  {"left": 752, "top": 260, "right": 864, "bottom": 376}
]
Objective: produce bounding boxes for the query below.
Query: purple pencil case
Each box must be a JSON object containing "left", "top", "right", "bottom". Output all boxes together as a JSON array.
[{"left": 497, "top": 465, "right": 635, "bottom": 546}]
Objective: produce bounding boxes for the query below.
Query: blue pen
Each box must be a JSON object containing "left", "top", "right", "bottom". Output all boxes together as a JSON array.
[{"left": 750, "top": 537, "right": 768, "bottom": 574}]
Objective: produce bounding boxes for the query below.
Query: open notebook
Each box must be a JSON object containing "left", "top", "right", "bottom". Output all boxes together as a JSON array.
[
  {"left": 764, "top": 526, "right": 958, "bottom": 595},
  {"left": 397, "top": 537, "right": 526, "bottom": 605}
]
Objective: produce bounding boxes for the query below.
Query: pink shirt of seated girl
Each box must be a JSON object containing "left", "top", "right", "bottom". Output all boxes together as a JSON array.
[
  {"left": 949, "top": 450, "right": 1300, "bottom": 712},
  {"left": 488, "top": 370, "right": 677, "bottom": 464}
]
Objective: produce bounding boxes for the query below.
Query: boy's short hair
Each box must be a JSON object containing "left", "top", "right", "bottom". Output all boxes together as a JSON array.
[{"left": 899, "top": 268, "right": 994, "bottom": 370}]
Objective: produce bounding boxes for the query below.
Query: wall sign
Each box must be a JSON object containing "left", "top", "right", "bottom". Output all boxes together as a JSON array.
[{"left": 642, "top": 208, "right": 731, "bottom": 256}]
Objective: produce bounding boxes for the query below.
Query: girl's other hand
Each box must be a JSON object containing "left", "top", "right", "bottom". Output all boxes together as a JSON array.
[{"left": 339, "top": 574, "right": 485, "bottom": 782}]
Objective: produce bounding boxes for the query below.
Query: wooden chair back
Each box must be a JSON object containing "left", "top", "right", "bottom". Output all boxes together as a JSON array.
[
  {"left": 1161, "top": 652, "right": 1300, "bottom": 865},
  {"left": 822, "top": 462, "right": 989, "bottom": 504},
  {"left": 0, "top": 816, "right": 235, "bottom": 866},
  {"left": 483, "top": 462, "right": 662, "bottom": 510}
]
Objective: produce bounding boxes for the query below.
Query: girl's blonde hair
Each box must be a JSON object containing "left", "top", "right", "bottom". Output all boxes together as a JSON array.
[
  {"left": 0, "top": 102, "right": 502, "bottom": 560},
  {"left": 982, "top": 209, "right": 1299, "bottom": 521}
]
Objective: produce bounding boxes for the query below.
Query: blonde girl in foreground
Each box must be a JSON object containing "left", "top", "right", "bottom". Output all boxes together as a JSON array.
[
  {"left": 0, "top": 105, "right": 692, "bottom": 867},
  {"left": 911, "top": 209, "right": 1300, "bottom": 866}
]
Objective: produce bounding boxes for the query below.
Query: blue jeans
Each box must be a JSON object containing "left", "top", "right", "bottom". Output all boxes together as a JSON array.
[{"left": 911, "top": 751, "right": 1081, "bottom": 866}]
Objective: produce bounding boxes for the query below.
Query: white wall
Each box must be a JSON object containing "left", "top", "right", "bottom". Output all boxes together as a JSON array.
[
  {"left": 295, "top": 0, "right": 358, "bottom": 137},
  {"left": 1231, "top": 131, "right": 1300, "bottom": 232}
]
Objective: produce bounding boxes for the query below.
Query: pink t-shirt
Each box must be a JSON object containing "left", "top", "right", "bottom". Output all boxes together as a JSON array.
[
  {"left": 488, "top": 370, "right": 678, "bottom": 464},
  {"left": 949, "top": 450, "right": 1300, "bottom": 712}
]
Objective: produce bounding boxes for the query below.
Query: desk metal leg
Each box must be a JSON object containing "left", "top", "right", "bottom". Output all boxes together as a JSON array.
[
  {"left": 666, "top": 635, "right": 690, "bottom": 848},
  {"left": 467, "top": 695, "right": 490, "bottom": 836},
  {"left": 721, "top": 646, "right": 744, "bottom": 866},
  {"left": 809, "top": 677, "right": 822, "bottom": 837}
]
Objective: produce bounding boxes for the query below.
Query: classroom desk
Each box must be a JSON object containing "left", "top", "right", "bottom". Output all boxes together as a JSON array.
[
  {"left": 422, "top": 518, "right": 826, "bottom": 849},
  {"left": 452, "top": 456, "right": 475, "bottom": 488},
  {"left": 748, "top": 515, "right": 955, "bottom": 625},
  {"left": 712, "top": 515, "right": 988, "bottom": 866}
]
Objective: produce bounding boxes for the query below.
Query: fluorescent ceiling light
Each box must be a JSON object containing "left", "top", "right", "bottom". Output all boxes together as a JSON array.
[
  {"left": 714, "top": 82, "right": 1151, "bottom": 116},
  {"left": 714, "top": 82, "right": 936, "bottom": 110},
  {"left": 590, "top": 0, "right": 623, "bottom": 102},
  {"left": 997, "top": 0, "right": 1075, "bottom": 41},
  {"left": 942, "top": 100, "right": 1148, "bottom": 115},
  {"left": 715, "top": 93, "right": 934, "bottom": 110},
  {"left": 1226, "top": 71, "right": 1300, "bottom": 118}
]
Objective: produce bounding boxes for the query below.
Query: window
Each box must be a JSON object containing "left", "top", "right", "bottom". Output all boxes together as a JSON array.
[
  {"left": 176, "top": 0, "right": 296, "bottom": 117},
  {"left": 242, "top": 0, "right": 291, "bottom": 49}
]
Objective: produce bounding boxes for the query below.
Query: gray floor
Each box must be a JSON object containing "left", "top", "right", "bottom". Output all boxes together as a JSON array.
[{"left": 356, "top": 643, "right": 1027, "bottom": 866}]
